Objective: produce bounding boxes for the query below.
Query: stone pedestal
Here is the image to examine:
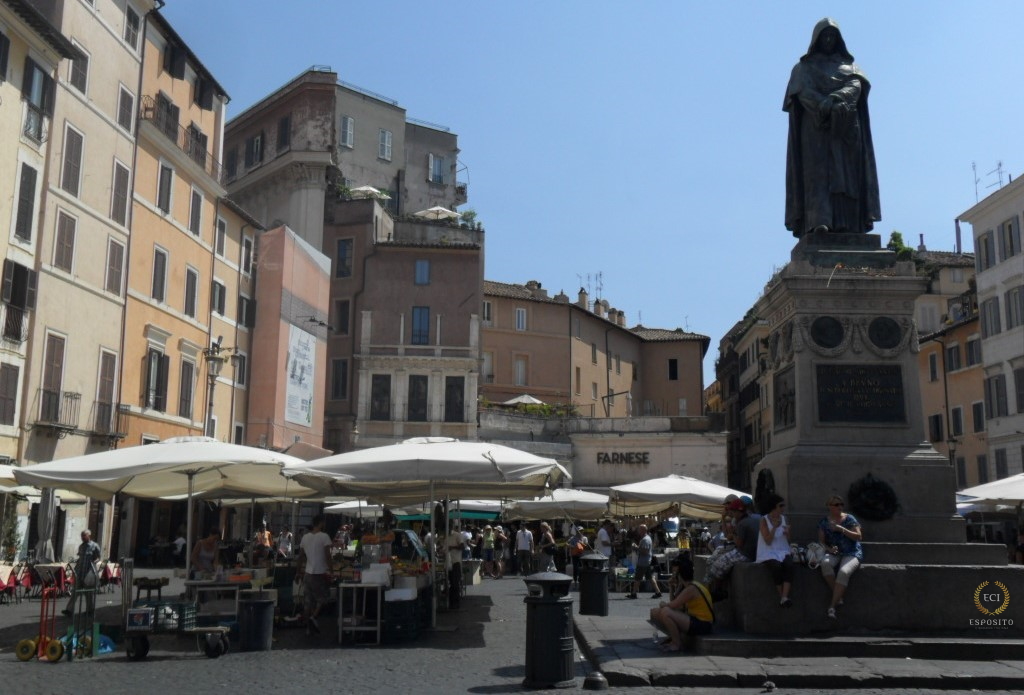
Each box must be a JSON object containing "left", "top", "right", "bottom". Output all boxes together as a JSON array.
[{"left": 753, "top": 233, "right": 964, "bottom": 543}]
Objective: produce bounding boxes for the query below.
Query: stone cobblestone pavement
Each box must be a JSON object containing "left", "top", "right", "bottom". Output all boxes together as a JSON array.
[{"left": 0, "top": 569, "right": 1021, "bottom": 694}]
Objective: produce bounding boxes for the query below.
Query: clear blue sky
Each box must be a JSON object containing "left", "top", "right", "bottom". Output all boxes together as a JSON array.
[{"left": 161, "top": 1, "right": 1024, "bottom": 387}]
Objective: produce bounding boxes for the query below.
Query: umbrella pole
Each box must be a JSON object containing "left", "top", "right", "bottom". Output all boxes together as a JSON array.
[
  {"left": 185, "top": 472, "right": 194, "bottom": 578},
  {"left": 430, "top": 481, "right": 435, "bottom": 629},
  {"left": 248, "top": 497, "right": 255, "bottom": 567}
]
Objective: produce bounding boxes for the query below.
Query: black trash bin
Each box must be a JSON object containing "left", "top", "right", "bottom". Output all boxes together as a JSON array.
[
  {"left": 577, "top": 550, "right": 609, "bottom": 616},
  {"left": 238, "top": 597, "right": 274, "bottom": 651},
  {"left": 522, "top": 571, "right": 575, "bottom": 690}
]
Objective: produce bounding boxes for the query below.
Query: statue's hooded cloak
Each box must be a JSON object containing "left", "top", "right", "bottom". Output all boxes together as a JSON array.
[{"left": 784, "top": 18, "right": 881, "bottom": 237}]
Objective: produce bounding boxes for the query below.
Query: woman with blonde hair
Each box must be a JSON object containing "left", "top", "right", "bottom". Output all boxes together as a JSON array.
[
  {"left": 817, "top": 494, "right": 863, "bottom": 619},
  {"left": 538, "top": 522, "right": 557, "bottom": 572}
]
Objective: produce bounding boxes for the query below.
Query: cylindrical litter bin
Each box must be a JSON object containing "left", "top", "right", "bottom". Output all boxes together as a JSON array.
[
  {"left": 238, "top": 597, "right": 274, "bottom": 651},
  {"left": 578, "top": 550, "right": 609, "bottom": 616},
  {"left": 522, "top": 571, "right": 575, "bottom": 690}
]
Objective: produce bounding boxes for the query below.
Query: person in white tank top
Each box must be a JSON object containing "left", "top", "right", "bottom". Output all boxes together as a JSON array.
[{"left": 756, "top": 493, "right": 794, "bottom": 607}]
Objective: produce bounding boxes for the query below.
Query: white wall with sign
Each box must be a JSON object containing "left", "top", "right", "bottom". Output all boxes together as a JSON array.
[
  {"left": 569, "top": 432, "right": 727, "bottom": 489},
  {"left": 285, "top": 324, "right": 316, "bottom": 426}
]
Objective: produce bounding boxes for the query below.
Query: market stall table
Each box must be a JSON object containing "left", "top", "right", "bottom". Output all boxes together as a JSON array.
[{"left": 337, "top": 582, "right": 383, "bottom": 645}]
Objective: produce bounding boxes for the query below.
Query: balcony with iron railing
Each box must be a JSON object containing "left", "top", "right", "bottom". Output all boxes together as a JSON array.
[
  {"left": 1, "top": 304, "right": 29, "bottom": 343},
  {"left": 36, "top": 388, "right": 81, "bottom": 433},
  {"left": 92, "top": 401, "right": 128, "bottom": 439},
  {"left": 139, "top": 95, "right": 222, "bottom": 182},
  {"left": 23, "top": 103, "right": 46, "bottom": 144}
]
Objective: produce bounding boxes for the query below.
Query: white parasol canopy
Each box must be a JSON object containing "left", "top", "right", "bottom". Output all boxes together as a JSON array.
[
  {"left": 15, "top": 436, "right": 314, "bottom": 574},
  {"left": 413, "top": 206, "right": 461, "bottom": 221},
  {"left": 348, "top": 185, "right": 391, "bottom": 200},
  {"left": 609, "top": 474, "right": 745, "bottom": 519},
  {"left": 14, "top": 437, "right": 312, "bottom": 502},
  {"left": 958, "top": 474, "right": 1024, "bottom": 507},
  {"left": 503, "top": 394, "right": 545, "bottom": 406},
  {"left": 505, "top": 488, "right": 609, "bottom": 521},
  {"left": 284, "top": 437, "right": 569, "bottom": 506}
]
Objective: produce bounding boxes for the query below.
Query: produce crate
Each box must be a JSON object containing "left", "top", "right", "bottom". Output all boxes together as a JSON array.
[{"left": 130, "top": 599, "right": 197, "bottom": 632}]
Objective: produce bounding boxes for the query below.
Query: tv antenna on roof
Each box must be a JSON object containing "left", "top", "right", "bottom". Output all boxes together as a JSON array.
[
  {"left": 972, "top": 162, "right": 980, "bottom": 203},
  {"left": 986, "top": 161, "right": 1005, "bottom": 191}
]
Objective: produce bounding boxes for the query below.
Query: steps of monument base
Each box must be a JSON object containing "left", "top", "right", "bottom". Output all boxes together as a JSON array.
[
  {"left": 720, "top": 562, "right": 1024, "bottom": 635},
  {"left": 693, "top": 631, "right": 1024, "bottom": 660},
  {"left": 860, "top": 541, "right": 1007, "bottom": 564}
]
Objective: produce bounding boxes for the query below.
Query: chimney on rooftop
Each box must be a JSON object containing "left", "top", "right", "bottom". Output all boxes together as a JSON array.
[
  {"left": 918, "top": 233, "right": 926, "bottom": 252},
  {"left": 525, "top": 280, "right": 548, "bottom": 299},
  {"left": 577, "top": 288, "right": 588, "bottom": 310}
]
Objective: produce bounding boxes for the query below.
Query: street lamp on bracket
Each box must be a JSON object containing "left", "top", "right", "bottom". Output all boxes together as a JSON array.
[{"left": 203, "top": 340, "right": 228, "bottom": 438}]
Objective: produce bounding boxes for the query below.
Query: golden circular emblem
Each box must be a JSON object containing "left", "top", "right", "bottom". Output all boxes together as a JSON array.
[{"left": 974, "top": 581, "right": 1010, "bottom": 616}]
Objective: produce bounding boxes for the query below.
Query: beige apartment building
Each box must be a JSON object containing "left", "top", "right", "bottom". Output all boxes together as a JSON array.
[
  {"left": 119, "top": 11, "right": 232, "bottom": 447},
  {"left": 960, "top": 182, "right": 1024, "bottom": 479},
  {"left": 0, "top": 0, "right": 79, "bottom": 468},
  {"left": 481, "top": 280, "right": 708, "bottom": 419},
  {"left": 13, "top": 0, "right": 151, "bottom": 558},
  {"left": 919, "top": 311, "right": 986, "bottom": 489}
]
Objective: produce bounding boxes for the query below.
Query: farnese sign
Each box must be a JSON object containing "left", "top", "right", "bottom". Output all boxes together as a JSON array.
[{"left": 596, "top": 451, "right": 651, "bottom": 464}]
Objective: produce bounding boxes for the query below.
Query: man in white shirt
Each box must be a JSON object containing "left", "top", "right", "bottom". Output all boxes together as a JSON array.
[
  {"left": 446, "top": 522, "right": 466, "bottom": 608},
  {"left": 597, "top": 520, "right": 615, "bottom": 588},
  {"left": 297, "top": 515, "right": 332, "bottom": 636},
  {"left": 515, "top": 523, "right": 535, "bottom": 576}
]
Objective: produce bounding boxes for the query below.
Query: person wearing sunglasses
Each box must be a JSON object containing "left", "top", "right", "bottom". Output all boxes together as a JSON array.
[
  {"left": 817, "top": 495, "right": 863, "bottom": 619},
  {"left": 755, "top": 493, "right": 794, "bottom": 607}
]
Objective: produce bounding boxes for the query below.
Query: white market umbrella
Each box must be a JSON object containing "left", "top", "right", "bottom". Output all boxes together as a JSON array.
[
  {"left": 286, "top": 437, "right": 567, "bottom": 628},
  {"left": 14, "top": 436, "right": 313, "bottom": 575},
  {"left": 959, "top": 474, "right": 1024, "bottom": 506},
  {"left": 349, "top": 185, "right": 391, "bottom": 200},
  {"left": 284, "top": 437, "right": 569, "bottom": 505},
  {"left": 503, "top": 394, "right": 545, "bottom": 406},
  {"left": 325, "top": 500, "right": 387, "bottom": 518},
  {"left": 506, "top": 488, "right": 609, "bottom": 521},
  {"left": 413, "top": 206, "right": 461, "bottom": 221},
  {"left": 609, "top": 474, "right": 744, "bottom": 519}
]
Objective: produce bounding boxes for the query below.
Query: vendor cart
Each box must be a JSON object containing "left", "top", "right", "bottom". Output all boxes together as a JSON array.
[{"left": 125, "top": 598, "right": 230, "bottom": 660}]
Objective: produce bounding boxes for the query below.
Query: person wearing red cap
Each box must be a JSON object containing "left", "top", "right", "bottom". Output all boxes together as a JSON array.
[{"left": 702, "top": 496, "right": 760, "bottom": 600}]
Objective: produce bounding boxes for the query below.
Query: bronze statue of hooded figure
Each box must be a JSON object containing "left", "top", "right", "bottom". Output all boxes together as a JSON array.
[{"left": 784, "top": 18, "right": 881, "bottom": 238}]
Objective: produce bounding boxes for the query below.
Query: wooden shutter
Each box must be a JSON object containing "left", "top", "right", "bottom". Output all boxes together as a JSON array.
[
  {"left": 26, "top": 269, "right": 37, "bottom": 310},
  {"left": 1, "top": 260, "right": 13, "bottom": 304},
  {"left": 15, "top": 164, "right": 36, "bottom": 240},
  {"left": 165, "top": 45, "right": 186, "bottom": 79},
  {"left": 61, "top": 128, "right": 83, "bottom": 196},
  {"left": 43, "top": 334, "right": 65, "bottom": 392},
  {"left": 0, "top": 32, "right": 10, "bottom": 81},
  {"left": 21, "top": 58, "right": 34, "bottom": 99},
  {"left": 0, "top": 363, "right": 18, "bottom": 425},
  {"left": 42, "top": 72, "right": 55, "bottom": 117},
  {"left": 155, "top": 354, "right": 169, "bottom": 411}
]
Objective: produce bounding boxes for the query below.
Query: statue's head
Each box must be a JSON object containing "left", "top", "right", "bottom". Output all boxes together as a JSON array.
[{"left": 806, "top": 17, "right": 853, "bottom": 61}]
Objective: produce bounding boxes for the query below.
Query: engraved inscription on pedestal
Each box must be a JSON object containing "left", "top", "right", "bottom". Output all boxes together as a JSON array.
[{"left": 816, "top": 363, "right": 905, "bottom": 423}]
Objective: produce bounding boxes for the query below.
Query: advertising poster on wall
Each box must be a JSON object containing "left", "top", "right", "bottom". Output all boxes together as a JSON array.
[{"left": 286, "top": 324, "right": 315, "bottom": 425}]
